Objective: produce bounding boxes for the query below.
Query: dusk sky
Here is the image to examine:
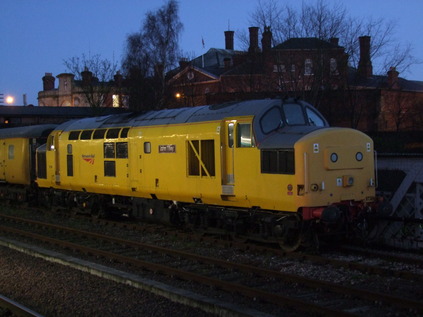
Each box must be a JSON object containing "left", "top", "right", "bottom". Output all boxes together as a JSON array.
[{"left": 1, "top": 0, "right": 422, "bottom": 106}]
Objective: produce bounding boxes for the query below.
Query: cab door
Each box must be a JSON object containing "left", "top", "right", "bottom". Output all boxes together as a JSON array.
[{"left": 221, "top": 120, "right": 236, "bottom": 196}]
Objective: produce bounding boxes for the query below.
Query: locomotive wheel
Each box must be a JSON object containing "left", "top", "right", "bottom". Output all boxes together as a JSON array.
[{"left": 274, "top": 214, "right": 302, "bottom": 252}]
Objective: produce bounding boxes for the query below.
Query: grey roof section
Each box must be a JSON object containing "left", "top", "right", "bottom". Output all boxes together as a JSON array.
[
  {"left": 0, "top": 124, "right": 57, "bottom": 139},
  {"left": 56, "top": 99, "right": 328, "bottom": 149},
  {"left": 0, "top": 106, "right": 127, "bottom": 117}
]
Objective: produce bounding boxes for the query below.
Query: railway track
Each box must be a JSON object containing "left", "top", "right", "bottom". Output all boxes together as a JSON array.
[
  {"left": 0, "top": 294, "right": 43, "bottom": 317},
  {"left": 0, "top": 213, "right": 422, "bottom": 316}
]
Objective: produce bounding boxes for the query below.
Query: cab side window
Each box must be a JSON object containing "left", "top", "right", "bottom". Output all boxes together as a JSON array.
[{"left": 237, "top": 123, "right": 254, "bottom": 147}]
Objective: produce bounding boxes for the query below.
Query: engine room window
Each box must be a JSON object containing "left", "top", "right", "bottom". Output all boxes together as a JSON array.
[
  {"left": 283, "top": 104, "right": 306, "bottom": 125},
  {"left": 80, "top": 130, "right": 93, "bottom": 140},
  {"left": 106, "top": 128, "right": 121, "bottom": 139},
  {"left": 306, "top": 107, "right": 326, "bottom": 127},
  {"left": 260, "top": 107, "right": 282, "bottom": 134},
  {"left": 68, "top": 131, "right": 81, "bottom": 140},
  {"left": 104, "top": 142, "right": 115, "bottom": 158},
  {"left": 116, "top": 142, "right": 128, "bottom": 158},
  {"left": 237, "top": 124, "right": 254, "bottom": 147},
  {"left": 187, "top": 139, "right": 215, "bottom": 177},
  {"left": 93, "top": 129, "right": 107, "bottom": 139},
  {"left": 8, "top": 145, "right": 14, "bottom": 160},
  {"left": 261, "top": 149, "right": 295, "bottom": 174},
  {"left": 104, "top": 161, "right": 116, "bottom": 177}
]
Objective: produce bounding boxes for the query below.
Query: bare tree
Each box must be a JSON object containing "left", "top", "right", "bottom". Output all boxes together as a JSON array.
[
  {"left": 64, "top": 54, "right": 118, "bottom": 108},
  {"left": 122, "top": 0, "right": 183, "bottom": 110}
]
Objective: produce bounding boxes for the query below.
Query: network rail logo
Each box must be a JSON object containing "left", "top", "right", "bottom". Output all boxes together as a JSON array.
[{"left": 82, "top": 154, "right": 95, "bottom": 164}]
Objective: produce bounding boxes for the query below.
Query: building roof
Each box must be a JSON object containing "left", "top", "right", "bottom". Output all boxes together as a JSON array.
[{"left": 273, "top": 38, "right": 343, "bottom": 50}]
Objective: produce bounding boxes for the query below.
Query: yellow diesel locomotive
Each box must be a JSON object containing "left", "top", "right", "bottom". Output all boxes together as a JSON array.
[
  {"left": 33, "top": 98, "right": 377, "bottom": 250},
  {"left": 0, "top": 124, "right": 56, "bottom": 201}
]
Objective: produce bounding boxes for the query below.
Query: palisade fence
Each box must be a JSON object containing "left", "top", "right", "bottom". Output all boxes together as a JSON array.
[{"left": 374, "top": 155, "right": 423, "bottom": 249}]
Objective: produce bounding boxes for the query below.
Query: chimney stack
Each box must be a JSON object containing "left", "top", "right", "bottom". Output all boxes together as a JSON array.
[
  {"left": 358, "top": 36, "right": 373, "bottom": 78},
  {"left": 81, "top": 67, "right": 93, "bottom": 86},
  {"left": 330, "top": 37, "right": 339, "bottom": 46},
  {"left": 224, "top": 30, "right": 234, "bottom": 50},
  {"left": 248, "top": 26, "right": 260, "bottom": 53},
  {"left": 261, "top": 26, "right": 272, "bottom": 51},
  {"left": 387, "top": 67, "right": 400, "bottom": 89},
  {"left": 42, "top": 72, "right": 55, "bottom": 91}
]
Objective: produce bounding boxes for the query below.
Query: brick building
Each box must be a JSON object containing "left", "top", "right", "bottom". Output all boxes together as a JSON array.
[
  {"left": 38, "top": 69, "right": 128, "bottom": 108},
  {"left": 166, "top": 27, "right": 423, "bottom": 134}
]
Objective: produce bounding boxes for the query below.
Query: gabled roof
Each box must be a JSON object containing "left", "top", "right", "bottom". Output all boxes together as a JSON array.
[{"left": 274, "top": 38, "right": 343, "bottom": 50}]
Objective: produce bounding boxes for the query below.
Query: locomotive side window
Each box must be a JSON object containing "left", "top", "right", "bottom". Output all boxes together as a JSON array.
[
  {"left": 8, "top": 145, "right": 14, "bottom": 160},
  {"left": 68, "top": 131, "right": 81, "bottom": 140},
  {"left": 261, "top": 149, "right": 295, "bottom": 174},
  {"left": 228, "top": 123, "right": 234, "bottom": 148},
  {"left": 106, "top": 128, "right": 120, "bottom": 139},
  {"left": 104, "top": 142, "right": 115, "bottom": 158},
  {"left": 120, "top": 128, "right": 130, "bottom": 138},
  {"left": 237, "top": 124, "right": 254, "bottom": 147},
  {"left": 283, "top": 104, "right": 306, "bottom": 125},
  {"left": 306, "top": 107, "right": 325, "bottom": 127},
  {"left": 144, "top": 142, "right": 151, "bottom": 154},
  {"left": 104, "top": 161, "right": 116, "bottom": 177},
  {"left": 260, "top": 107, "right": 282, "bottom": 134},
  {"left": 93, "top": 129, "right": 107, "bottom": 139},
  {"left": 116, "top": 142, "right": 128, "bottom": 158},
  {"left": 80, "top": 130, "right": 93, "bottom": 140}
]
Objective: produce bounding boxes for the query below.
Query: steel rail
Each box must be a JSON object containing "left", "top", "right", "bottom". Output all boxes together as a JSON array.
[
  {"left": 0, "top": 294, "right": 43, "bottom": 317},
  {"left": 0, "top": 225, "right": 351, "bottom": 317},
  {"left": 1, "top": 216, "right": 423, "bottom": 314}
]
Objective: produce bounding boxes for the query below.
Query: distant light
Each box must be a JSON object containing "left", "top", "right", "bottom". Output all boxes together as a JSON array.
[
  {"left": 5, "top": 96, "right": 14, "bottom": 104},
  {"left": 175, "top": 92, "right": 181, "bottom": 99}
]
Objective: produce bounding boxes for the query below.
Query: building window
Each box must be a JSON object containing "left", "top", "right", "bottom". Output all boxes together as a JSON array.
[
  {"left": 304, "top": 59, "right": 313, "bottom": 75},
  {"left": 273, "top": 64, "right": 286, "bottom": 73},
  {"left": 330, "top": 58, "right": 338, "bottom": 75}
]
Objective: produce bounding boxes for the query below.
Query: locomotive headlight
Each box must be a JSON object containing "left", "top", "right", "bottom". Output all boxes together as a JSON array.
[{"left": 356, "top": 152, "right": 363, "bottom": 161}]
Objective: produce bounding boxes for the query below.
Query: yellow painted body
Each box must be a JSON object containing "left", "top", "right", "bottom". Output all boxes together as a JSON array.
[
  {"left": 0, "top": 138, "right": 31, "bottom": 185},
  {"left": 294, "top": 128, "right": 376, "bottom": 208},
  {"left": 36, "top": 118, "right": 376, "bottom": 213}
]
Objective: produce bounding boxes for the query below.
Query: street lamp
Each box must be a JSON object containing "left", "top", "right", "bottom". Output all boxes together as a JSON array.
[{"left": 5, "top": 96, "right": 14, "bottom": 104}]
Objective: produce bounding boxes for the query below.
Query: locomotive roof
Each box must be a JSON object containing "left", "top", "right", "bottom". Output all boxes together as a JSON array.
[
  {"left": 0, "top": 124, "right": 58, "bottom": 139},
  {"left": 55, "top": 99, "right": 328, "bottom": 149}
]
